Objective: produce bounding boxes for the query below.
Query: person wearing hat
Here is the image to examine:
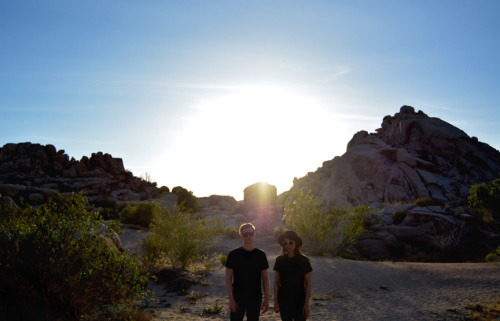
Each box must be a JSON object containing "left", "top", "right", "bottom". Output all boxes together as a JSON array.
[
  {"left": 273, "top": 231, "right": 312, "bottom": 321},
  {"left": 225, "top": 223, "right": 270, "bottom": 321}
]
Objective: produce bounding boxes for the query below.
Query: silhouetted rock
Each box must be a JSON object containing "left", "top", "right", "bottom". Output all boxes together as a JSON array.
[
  {"left": 292, "top": 106, "right": 500, "bottom": 208},
  {"left": 244, "top": 182, "right": 277, "bottom": 208},
  {"left": 0, "top": 142, "right": 169, "bottom": 207},
  {"left": 287, "top": 106, "right": 500, "bottom": 261}
]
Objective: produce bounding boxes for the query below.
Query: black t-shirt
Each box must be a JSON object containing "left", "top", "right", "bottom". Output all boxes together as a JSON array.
[
  {"left": 226, "top": 247, "right": 269, "bottom": 301},
  {"left": 273, "top": 254, "right": 312, "bottom": 303}
]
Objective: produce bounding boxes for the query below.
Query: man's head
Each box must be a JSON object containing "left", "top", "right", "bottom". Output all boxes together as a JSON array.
[{"left": 239, "top": 223, "right": 256, "bottom": 242}]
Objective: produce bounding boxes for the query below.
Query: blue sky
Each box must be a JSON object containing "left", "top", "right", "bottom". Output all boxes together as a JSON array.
[{"left": 1, "top": 1, "right": 499, "bottom": 199}]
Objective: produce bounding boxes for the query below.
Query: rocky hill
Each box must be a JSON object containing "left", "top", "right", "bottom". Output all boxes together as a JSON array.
[
  {"left": 287, "top": 106, "right": 500, "bottom": 261},
  {"left": 0, "top": 143, "right": 170, "bottom": 207},
  {"left": 291, "top": 105, "right": 500, "bottom": 209}
]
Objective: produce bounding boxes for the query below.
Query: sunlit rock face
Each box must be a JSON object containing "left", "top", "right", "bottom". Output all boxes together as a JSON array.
[{"left": 291, "top": 106, "right": 500, "bottom": 209}]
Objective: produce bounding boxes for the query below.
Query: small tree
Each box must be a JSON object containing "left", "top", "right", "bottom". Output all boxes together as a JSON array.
[
  {"left": 120, "top": 202, "right": 156, "bottom": 227},
  {"left": 283, "top": 188, "right": 367, "bottom": 255},
  {"left": 141, "top": 205, "right": 220, "bottom": 269},
  {"left": 468, "top": 178, "right": 500, "bottom": 222},
  {"left": 283, "top": 188, "right": 334, "bottom": 255},
  {"left": 172, "top": 186, "right": 199, "bottom": 212}
]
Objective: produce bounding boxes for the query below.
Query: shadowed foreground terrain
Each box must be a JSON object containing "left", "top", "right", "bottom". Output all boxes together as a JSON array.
[{"left": 121, "top": 230, "right": 500, "bottom": 321}]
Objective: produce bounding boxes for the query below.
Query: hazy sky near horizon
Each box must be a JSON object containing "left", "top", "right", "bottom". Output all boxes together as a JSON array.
[{"left": 1, "top": 1, "right": 499, "bottom": 200}]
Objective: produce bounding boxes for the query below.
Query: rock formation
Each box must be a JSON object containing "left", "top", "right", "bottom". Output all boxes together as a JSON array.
[
  {"left": 292, "top": 106, "right": 500, "bottom": 209},
  {"left": 287, "top": 106, "right": 500, "bottom": 261},
  {"left": 2, "top": 106, "right": 499, "bottom": 261},
  {"left": 0, "top": 142, "right": 169, "bottom": 207}
]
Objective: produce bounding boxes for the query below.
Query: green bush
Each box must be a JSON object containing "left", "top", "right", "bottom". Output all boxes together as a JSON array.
[
  {"left": 121, "top": 202, "right": 156, "bottom": 227},
  {"left": 468, "top": 178, "right": 500, "bottom": 222},
  {"left": 223, "top": 226, "right": 240, "bottom": 239},
  {"left": 220, "top": 254, "right": 227, "bottom": 266},
  {"left": 141, "top": 205, "right": 221, "bottom": 269},
  {"left": 485, "top": 246, "right": 500, "bottom": 262},
  {"left": 283, "top": 188, "right": 368, "bottom": 255},
  {"left": 93, "top": 197, "right": 121, "bottom": 220},
  {"left": 414, "top": 198, "right": 444, "bottom": 207},
  {"left": 485, "top": 253, "right": 499, "bottom": 262},
  {"left": 0, "top": 193, "right": 148, "bottom": 320},
  {"left": 172, "top": 186, "right": 199, "bottom": 212}
]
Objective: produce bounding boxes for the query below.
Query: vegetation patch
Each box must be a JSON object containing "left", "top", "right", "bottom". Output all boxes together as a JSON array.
[
  {"left": 468, "top": 178, "right": 500, "bottom": 222},
  {"left": 203, "top": 303, "right": 224, "bottom": 315},
  {"left": 140, "top": 205, "right": 221, "bottom": 269},
  {"left": 283, "top": 188, "right": 369, "bottom": 255},
  {"left": 224, "top": 225, "right": 240, "bottom": 239},
  {"left": 462, "top": 299, "right": 500, "bottom": 320},
  {"left": 0, "top": 193, "right": 148, "bottom": 321}
]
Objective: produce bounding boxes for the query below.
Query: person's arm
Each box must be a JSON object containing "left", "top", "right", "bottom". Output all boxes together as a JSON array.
[
  {"left": 273, "top": 271, "right": 281, "bottom": 313},
  {"left": 303, "top": 272, "right": 312, "bottom": 318},
  {"left": 260, "top": 269, "right": 270, "bottom": 313},
  {"left": 225, "top": 268, "right": 238, "bottom": 313}
]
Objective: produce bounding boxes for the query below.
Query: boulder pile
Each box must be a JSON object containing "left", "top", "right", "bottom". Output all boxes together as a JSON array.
[
  {"left": 288, "top": 106, "right": 500, "bottom": 261},
  {"left": 0, "top": 142, "right": 169, "bottom": 207}
]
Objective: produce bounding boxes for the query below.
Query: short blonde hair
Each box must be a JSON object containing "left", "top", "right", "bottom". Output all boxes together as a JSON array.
[{"left": 238, "top": 223, "right": 255, "bottom": 235}]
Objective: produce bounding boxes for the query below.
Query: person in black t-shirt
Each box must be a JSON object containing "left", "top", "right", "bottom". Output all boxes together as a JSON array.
[
  {"left": 225, "top": 223, "right": 270, "bottom": 321},
  {"left": 273, "top": 231, "right": 312, "bottom": 321}
]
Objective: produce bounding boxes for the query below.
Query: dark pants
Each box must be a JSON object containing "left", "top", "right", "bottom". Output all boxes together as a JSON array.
[
  {"left": 279, "top": 299, "right": 306, "bottom": 321},
  {"left": 230, "top": 297, "right": 262, "bottom": 321}
]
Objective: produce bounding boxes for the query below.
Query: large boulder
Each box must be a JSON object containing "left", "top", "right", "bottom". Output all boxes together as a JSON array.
[{"left": 244, "top": 182, "right": 277, "bottom": 210}]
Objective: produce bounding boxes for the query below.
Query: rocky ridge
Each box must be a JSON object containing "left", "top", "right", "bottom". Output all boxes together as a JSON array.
[
  {"left": 288, "top": 106, "right": 500, "bottom": 260},
  {"left": 292, "top": 106, "right": 500, "bottom": 208},
  {"left": 0, "top": 142, "right": 169, "bottom": 207},
  {"left": 1, "top": 106, "right": 499, "bottom": 261}
]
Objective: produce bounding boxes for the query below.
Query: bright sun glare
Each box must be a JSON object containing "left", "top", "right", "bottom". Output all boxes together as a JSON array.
[{"left": 159, "top": 85, "right": 345, "bottom": 199}]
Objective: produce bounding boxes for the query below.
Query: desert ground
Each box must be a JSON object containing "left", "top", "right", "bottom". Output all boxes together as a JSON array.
[{"left": 119, "top": 228, "right": 500, "bottom": 321}]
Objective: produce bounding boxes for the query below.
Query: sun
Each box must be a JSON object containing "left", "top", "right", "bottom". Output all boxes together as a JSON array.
[{"left": 158, "top": 84, "right": 344, "bottom": 199}]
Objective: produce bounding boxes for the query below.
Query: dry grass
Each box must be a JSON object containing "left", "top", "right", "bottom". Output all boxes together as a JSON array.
[{"left": 462, "top": 299, "right": 500, "bottom": 320}]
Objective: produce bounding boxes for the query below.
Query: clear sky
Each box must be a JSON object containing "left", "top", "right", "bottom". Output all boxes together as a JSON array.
[{"left": 1, "top": 1, "right": 499, "bottom": 200}]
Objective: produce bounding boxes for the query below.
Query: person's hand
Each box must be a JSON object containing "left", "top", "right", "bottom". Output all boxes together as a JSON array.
[
  {"left": 303, "top": 303, "right": 310, "bottom": 319},
  {"left": 261, "top": 299, "right": 269, "bottom": 313},
  {"left": 274, "top": 301, "right": 280, "bottom": 313},
  {"left": 229, "top": 299, "right": 238, "bottom": 313}
]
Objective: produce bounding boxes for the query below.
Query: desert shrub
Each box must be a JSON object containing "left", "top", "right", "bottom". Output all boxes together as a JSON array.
[
  {"left": 414, "top": 197, "right": 444, "bottom": 207},
  {"left": 0, "top": 193, "right": 148, "bottom": 321},
  {"left": 224, "top": 226, "right": 240, "bottom": 239},
  {"left": 463, "top": 299, "right": 500, "bottom": 320},
  {"left": 141, "top": 205, "right": 220, "bottom": 269},
  {"left": 283, "top": 188, "right": 368, "bottom": 255},
  {"left": 485, "top": 253, "right": 499, "bottom": 262},
  {"left": 172, "top": 186, "right": 199, "bottom": 212},
  {"left": 485, "top": 246, "right": 500, "bottom": 262},
  {"left": 203, "top": 303, "right": 224, "bottom": 314},
  {"left": 220, "top": 254, "right": 227, "bottom": 266},
  {"left": 94, "top": 197, "right": 121, "bottom": 220},
  {"left": 121, "top": 202, "right": 156, "bottom": 227},
  {"left": 468, "top": 178, "right": 500, "bottom": 222}
]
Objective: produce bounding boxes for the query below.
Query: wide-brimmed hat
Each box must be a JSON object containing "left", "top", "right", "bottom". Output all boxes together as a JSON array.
[{"left": 278, "top": 230, "right": 303, "bottom": 248}]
